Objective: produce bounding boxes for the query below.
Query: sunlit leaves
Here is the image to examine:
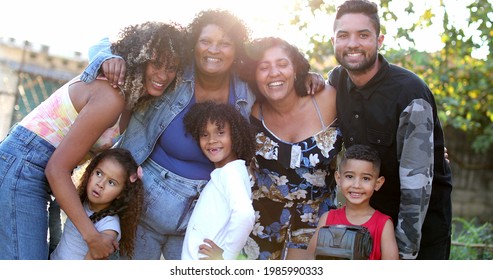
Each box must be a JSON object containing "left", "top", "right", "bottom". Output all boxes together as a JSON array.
[{"left": 288, "top": 0, "right": 493, "bottom": 153}]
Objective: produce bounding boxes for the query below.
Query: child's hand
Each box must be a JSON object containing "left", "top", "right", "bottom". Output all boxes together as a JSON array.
[{"left": 199, "top": 239, "right": 224, "bottom": 260}]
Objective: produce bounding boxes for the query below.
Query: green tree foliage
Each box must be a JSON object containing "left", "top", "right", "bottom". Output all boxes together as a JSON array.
[
  {"left": 451, "top": 217, "right": 493, "bottom": 260},
  {"left": 288, "top": 0, "right": 493, "bottom": 153}
]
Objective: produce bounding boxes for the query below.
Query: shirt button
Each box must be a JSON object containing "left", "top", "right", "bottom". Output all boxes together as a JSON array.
[
  {"left": 354, "top": 114, "right": 359, "bottom": 119},
  {"left": 377, "top": 139, "right": 381, "bottom": 144},
  {"left": 349, "top": 137, "right": 354, "bottom": 142}
]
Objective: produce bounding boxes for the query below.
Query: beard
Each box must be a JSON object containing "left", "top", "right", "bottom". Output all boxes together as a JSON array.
[{"left": 335, "top": 49, "right": 378, "bottom": 75}]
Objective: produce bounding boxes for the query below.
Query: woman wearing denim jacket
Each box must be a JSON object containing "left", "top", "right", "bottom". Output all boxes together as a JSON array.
[{"left": 82, "top": 10, "right": 255, "bottom": 260}]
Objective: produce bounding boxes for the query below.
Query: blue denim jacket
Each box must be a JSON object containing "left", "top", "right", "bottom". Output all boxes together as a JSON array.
[
  {"left": 80, "top": 38, "right": 256, "bottom": 165},
  {"left": 80, "top": 37, "right": 119, "bottom": 83},
  {"left": 120, "top": 65, "right": 255, "bottom": 165}
]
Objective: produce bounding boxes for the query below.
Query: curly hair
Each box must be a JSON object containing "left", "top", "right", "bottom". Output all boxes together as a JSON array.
[
  {"left": 77, "top": 148, "right": 144, "bottom": 258},
  {"left": 186, "top": 9, "right": 251, "bottom": 71},
  {"left": 111, "top": 21, "right": 187, "bottom": 112},
  {"left": 183, "top": 101, "right": 255, "bottom": 165},
  {"left": 240, "top": 37, "right": 311, "bottom": 101}
]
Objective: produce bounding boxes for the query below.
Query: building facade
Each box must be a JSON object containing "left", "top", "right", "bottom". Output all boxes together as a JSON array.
[{"left": 0, "top": 37, "right": 86, "bottom": 139}]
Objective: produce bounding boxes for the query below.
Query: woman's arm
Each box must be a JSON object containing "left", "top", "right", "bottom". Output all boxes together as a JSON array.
[
  {"left": 80, "top": 37, "right": 124, "bottom": 85},
  {"left": 45, "top": 80, "right": 125, "bottom": 259}
]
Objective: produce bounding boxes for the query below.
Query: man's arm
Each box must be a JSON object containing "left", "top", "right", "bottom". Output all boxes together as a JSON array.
[{"left": 395, "top": 98, "right": 434, "bottom": 259}]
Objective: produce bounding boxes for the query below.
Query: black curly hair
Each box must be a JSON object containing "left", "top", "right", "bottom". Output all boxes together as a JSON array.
[
  {"left": 186, "top": 9, "right": 251, "bottom": 72},
  {"left": 111, "top": 21, "right": 187, "bottom": 111},
  {"left": 240, "top": 37, "right": 311, "bottom": 101},
  {"left": 183, "top": 101, "right": 255, "bottom": 165},
  {"left": 77, "top": 148, "right": 144, "bottom": 258}
]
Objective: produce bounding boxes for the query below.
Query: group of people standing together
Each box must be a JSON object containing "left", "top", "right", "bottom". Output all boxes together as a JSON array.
[{"left": 0, "top": 0, "right": 452, "bottom": 261}]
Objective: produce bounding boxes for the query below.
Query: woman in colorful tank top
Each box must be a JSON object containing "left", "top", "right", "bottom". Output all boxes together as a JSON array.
[
  {"left": 239, "top": 37, "right": 343, "bottom": 260},
  {"left": 0, "top": 21, "right": 186, "bottom": 260}
]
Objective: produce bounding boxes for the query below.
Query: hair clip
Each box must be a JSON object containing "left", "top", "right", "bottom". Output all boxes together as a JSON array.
[
  {"left": 137, "top": 166, "right": 143, "bottom": 179},
  {"left": 130, "top": 166, "right": 143, "bottom": 183}
]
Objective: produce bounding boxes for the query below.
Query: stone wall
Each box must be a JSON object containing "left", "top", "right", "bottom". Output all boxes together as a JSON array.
[{"left": 445, "top": 127, "right": 493, "bottom": 223}]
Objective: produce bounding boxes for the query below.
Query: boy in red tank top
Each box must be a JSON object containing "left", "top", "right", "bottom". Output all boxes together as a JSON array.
[{"left": 303, "top": 144, "right": 399, "bottom": 260}]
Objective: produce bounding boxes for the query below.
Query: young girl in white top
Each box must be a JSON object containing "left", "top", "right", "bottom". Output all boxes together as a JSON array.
[
  {"left": 50, "top": 148, "right": 144, "bottom": 259},
  {"left": 181, "top": 101, "right": 256, "bottom": 260}
]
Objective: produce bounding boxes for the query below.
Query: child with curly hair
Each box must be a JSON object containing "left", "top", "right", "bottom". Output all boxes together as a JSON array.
[
  {"left": 181, "top": 101, "right": 256, "bottom": 260},
  {"left": 50, "top": 148, "right": 144, "bottom": 259}
]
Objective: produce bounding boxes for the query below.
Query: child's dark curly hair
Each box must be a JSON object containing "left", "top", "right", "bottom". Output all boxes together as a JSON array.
[
  {"left": 240, "top": 37, "right": 311, "bottom": 100},
  {"left": 186, "top": 9, "right": 251, "bottom": 71},
  {"left": 183, "top": 101, "right": 255, "bottom": 165},
  {"left": 111, "top": 21, "right": 187, "bottom": 112},
  {"left": 77, "top": 148, "right": 144, "bottom": 258}
]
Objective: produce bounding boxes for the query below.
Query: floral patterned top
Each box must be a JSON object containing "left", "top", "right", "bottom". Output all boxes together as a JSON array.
[{"left": 243, "top": 101, "right": 343, "bottom": 260}]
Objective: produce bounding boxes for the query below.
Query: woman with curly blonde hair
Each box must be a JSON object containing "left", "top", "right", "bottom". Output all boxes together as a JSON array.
[{"left": 0, "top": 21, "right": 186, "bottom": 259}]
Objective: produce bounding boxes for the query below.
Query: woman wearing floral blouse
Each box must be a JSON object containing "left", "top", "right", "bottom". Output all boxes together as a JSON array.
[{"left": 240, "top": 37, "right": 342, "bottom": 260}]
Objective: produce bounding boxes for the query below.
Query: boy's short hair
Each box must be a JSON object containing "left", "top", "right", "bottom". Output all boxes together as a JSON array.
[{"left": 339, "top": 144, "right": 381, "bottom": 173}]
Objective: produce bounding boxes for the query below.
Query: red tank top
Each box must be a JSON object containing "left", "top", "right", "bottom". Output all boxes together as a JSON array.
[{"left": 325, "top": 206, "right": 391, "bottom": 260}]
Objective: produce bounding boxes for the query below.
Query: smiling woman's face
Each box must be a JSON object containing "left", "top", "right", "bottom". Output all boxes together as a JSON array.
[
  {"left": 255, "top": 46, "right": 296, "bottom": 101},
  {"left": 194, "top": 24, "right": 236, "bottom": 77}
]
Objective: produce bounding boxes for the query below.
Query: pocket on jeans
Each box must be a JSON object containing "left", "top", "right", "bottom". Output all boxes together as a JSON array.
[
  {"left": 176, "top": 195, "right": 199, "bottom": 233},
  {"left": 0, "top": 150, "right": 16, "bottom": 188}
]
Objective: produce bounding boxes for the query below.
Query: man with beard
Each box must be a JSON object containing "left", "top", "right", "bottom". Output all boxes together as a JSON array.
[{"left": 328, "top": 0, "right": 453, "bottom": 259}]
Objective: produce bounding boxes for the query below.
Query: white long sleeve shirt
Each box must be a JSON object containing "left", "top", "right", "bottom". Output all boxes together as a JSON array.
[{"left": 181, "top": 159, "right": 255, "bottom": 260}]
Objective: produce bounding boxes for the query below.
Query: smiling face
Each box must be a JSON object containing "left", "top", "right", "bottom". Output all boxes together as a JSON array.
[
  {"left": 255, "top": 46, "right": 296, "bottom": 102},
  {"left": 144, "top": 58, "right": 179, "bottom": 97},
  {"left": 199, "top": 120, "right": 236, "bottom": 168},
  {"left": 335, "top": 158, "right": 384, "bottom": 206},
  {"left": 194, "top": 24, "right": 236, "bottom": 77},
  {"left": 332, "top": 13, "right": 383, "bottom": 75},
  {"left": 86, "top": 158, "right": 126, "bottom": 212}
]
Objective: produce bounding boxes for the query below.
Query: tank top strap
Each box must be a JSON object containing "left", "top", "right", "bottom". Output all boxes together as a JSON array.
[
  {"left": 310, "top": 96, "right": 326, "bottom": 128},
  {"left": 259, "top": 103, "right": 265, "bottom": 121}
]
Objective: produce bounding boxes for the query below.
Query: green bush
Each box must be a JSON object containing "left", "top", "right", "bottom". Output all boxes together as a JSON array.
[{"left": 450, "top": 217, "right": 493, "bottom": 260}]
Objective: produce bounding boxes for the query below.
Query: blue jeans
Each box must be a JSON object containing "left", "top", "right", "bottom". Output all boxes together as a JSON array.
[
  {"left": 0, "top": 125, "right": 55, "bottom": 259},
  {"left": 125, "top": 158, "right": 207, "bottom": 260}
]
